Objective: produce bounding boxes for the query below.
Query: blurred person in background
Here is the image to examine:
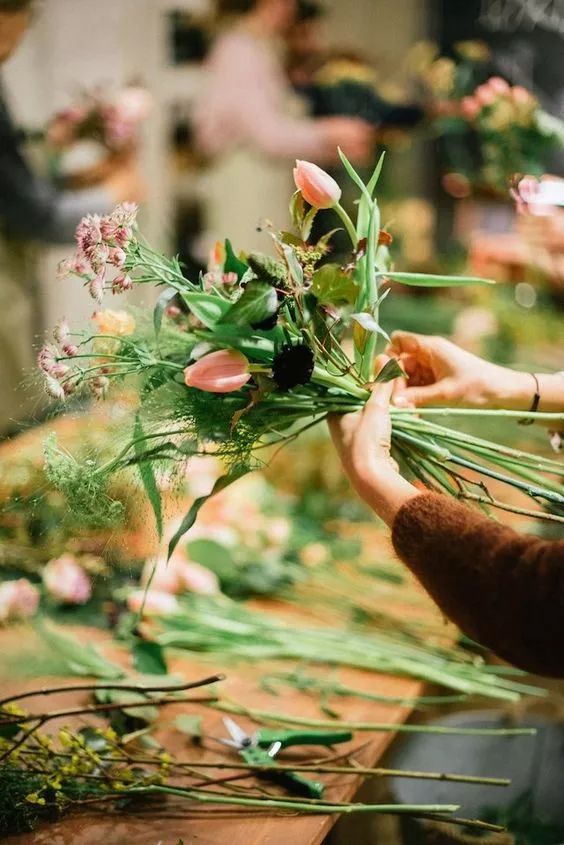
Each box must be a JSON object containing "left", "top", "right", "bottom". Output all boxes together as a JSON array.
[
  {"left": 286, "top": 1, "right": 425, "bottom": 135},
  {"left": 329, "top": 336, "right": 564, "bottom": 677},
  {"left": 0, "top": 0, "right": 144, "bottom": 435},
  {"left": 193, "top": 0, "right": 374, "bottom": 256}
]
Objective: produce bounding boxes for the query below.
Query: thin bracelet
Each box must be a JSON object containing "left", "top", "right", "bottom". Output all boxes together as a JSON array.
[{"left": 518, "top": 373, "right": 541, "bottom": 426}]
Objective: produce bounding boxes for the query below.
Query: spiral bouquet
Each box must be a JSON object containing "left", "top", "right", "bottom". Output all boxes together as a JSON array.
[{"left": 40, "top": 152, "right": 564, "bottom": 554}]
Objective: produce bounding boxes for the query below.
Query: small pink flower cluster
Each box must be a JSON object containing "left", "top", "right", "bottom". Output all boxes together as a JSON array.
[
  {"left": 127, "top": 547, "right": 219, "bottom": 618},
  {"left": 0, "top": 579, "right": 40, "bottom": 624},
  {"left": 43, "top": 554, "right": 92, "bottom": 605},
  {"left": 38, "top": 317, "right": 83, "bottom": 399},
  {"left": 58, "top": 203, "right": 138, "bottom": 304},
  {"left": 459, "top": 77, "right": 535, "bottom": 123},
  {"left": 510, "top": 174, "right": 540, "bottom": 214},
  {"left": 48, "top": 86, "right": 151, "bottom": 154}
]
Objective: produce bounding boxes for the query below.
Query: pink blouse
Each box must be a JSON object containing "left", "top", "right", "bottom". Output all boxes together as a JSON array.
[{"left": 194, "top": 27, "right": 325, "bottom": 160}]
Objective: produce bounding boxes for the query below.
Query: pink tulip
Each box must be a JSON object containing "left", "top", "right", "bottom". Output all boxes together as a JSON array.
[
  {"left": 293, "top": 160, "right": 342, "bottom": 209},
  {"left": 127, "top": 590, "right": 179, "bottom": 616},
  {"left": 43, "top": 554, "right": 92, "bottom": 605},
  {"left": 460, "top": 96, "right": 481, "bottom": 120},
  {"left": 0, "top": 579, "right": 40, "bottom": 623},
  {"left": 184, "top": 349, "right": 251, "bottom": 394},
  {"left": 475, "top": 84, "right": 496, "bottom": 107},
  {"left": 487, "top": 76, "right": 510, "bottom": 96}
]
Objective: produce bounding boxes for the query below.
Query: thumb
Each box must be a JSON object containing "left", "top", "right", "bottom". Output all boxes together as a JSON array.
[{"left": 364, "top": 378, "right": 394, "bottom": 422}]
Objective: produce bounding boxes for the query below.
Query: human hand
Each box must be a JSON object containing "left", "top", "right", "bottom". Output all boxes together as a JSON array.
[
  {"left": 320, "top": 117, "right": 375, "bottom": 165},
  {"left": 387, "top": 331, "right": 536, "bottom": 411},
  {"left": 328, "top": 357, "right": 419, "bottom": 525}
]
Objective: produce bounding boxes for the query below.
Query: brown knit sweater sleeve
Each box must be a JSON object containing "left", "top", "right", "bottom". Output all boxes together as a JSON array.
[{"left": 391, "top": 493, "right": 564, "bottom": 677}]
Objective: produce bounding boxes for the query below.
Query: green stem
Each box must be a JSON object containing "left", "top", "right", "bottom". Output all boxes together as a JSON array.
[
  {"left": 129, "top": 784, "right": 459, "bottom": 817},
  {"left": 212, "top": 701, "right": 536, "bottom": 736},
  {"left": 334, "top": 203, "right": 359, "bottom": 248}
]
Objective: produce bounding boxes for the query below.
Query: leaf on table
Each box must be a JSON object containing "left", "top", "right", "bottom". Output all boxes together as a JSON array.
[
  {"left": 174, "top": 713, "right": 203, "bottom": 739},
  {"left": 37, "top": 619, "right": 124, "bottom": 680},
  {"left": 187, "top": 539, "right": 235, "bottom": 580},
  {"left": 132, "top": 640, "right": 168, "bottom": 676}
]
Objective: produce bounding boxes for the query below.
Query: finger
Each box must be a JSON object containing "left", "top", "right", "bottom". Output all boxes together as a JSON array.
[
  {"left": 364, "top": 378, "right": 394, "bottom": 418},
  {"left": 402, "top": 381, "right": 451, "bottom": 407},
  {"left": 389, "top": 330, "right": 423, "bottom": 355}
]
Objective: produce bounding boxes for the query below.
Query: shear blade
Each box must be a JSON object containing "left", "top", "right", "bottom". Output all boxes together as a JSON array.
[{"left": 223, "top": 716, "right": 250, "bottom": 747}]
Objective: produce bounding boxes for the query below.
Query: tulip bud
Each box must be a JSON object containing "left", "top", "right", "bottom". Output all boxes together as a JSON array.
[
  {"left": 184, "top": 349, "right": 251, "bottom": 394},
  {"left": 293, "top": 160, "right": 342, "bottom": 209}
]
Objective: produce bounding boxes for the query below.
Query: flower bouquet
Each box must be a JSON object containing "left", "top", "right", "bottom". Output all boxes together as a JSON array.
[
  {"left": 40, "top": 152, "right": 564, "bottom": 555},
  {"left": 46, "top": 85, "right": 151, "bottom": 188}
]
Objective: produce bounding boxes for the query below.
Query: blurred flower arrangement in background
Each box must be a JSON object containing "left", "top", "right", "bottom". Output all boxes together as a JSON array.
[
  {"left": 416, "top": 41, "right": 564, "bottom": 195},
  {"left": 45, "top": 85, "right": 151, "bottom": 187}
]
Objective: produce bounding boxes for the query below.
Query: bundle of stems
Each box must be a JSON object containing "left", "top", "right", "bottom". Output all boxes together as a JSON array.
[
  {"left": 154, "top": 594, "right": 545, "bottom": 702},
  {"left": 39, "top": 151, "right": 563, "bottom": 552}
]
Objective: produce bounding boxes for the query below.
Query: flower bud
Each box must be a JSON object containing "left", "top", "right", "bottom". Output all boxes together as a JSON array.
[
  {"left": 184, "top": 349, "right": 251, "bottom": 393},
  {"left": 0, "top": 579, "right": 39, "bottom": 623},
  {"left": 43, "top": 555, "right": 92, "bottom": 605},
  {"left": 293, "top": 160, "right": 342, "bottom": 209},
  {"left": 460, "top": 96, "right": 480, "bottom": 120}
]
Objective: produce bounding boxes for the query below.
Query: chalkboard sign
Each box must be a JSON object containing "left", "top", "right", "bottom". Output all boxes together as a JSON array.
[{"left": 436, "top": 0, "right": 564, "bottom": 117}]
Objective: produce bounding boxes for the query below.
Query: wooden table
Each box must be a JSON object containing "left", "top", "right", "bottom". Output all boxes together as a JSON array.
[{"left": 0, "top": 621, "right": 431, "bottom": 845}]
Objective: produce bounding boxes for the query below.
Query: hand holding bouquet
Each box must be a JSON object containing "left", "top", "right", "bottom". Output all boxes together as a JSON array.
[{"left": 40, "top": 152, "right": 564, "bottom": 554}]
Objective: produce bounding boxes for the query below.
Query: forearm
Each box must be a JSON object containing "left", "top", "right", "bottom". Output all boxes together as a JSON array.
[
  {"left": 392, "top": 493, "right": 564, "bottom": 676},
  {"left": 349, "top": 465, "right": 420, "bottom": 526}
]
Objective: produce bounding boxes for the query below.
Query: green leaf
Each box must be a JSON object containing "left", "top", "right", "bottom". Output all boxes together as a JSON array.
[
  {"left": 350, "top": 312, "right": 390, "bottom": 342},
  {"left": 224, "top": 239, "right": 248, "bottom": 280},
  {"left": 37, "top": 619, "right": 124, "bottom": 680},
  {"left": 280, "top": 243, "right": 304, "bottom": 287},
  {"left": 338, "top": 147, "right": 372, "bottom": 203},
  {"left": 132, "top": 640, "right": 168, "bottom": 676},
  {"left": 289, "top": 190, "right": 306, "bottom": 229},
  {"left": 134, "top": 414, "right": 163, "bottom": 540},
  {"left": 174, "top": 713, "right": 203, "bottom": 739},
  {"left": 375, "top": 358, "right": 405, "bottom": 383},
  {"left": 311, "top": 264, "right": 358, "bottom": 305},
  {"left": 366, "top": 151, "right": 386, "bottom": 196},
  {"left": 182, "top": 291, "right": 231, "bottom": 328},
  {"left": 219, "top": 280, "right": 278, "bottom": 327},
  {"left": 195, "top": 325, "right": 277, "bottom": 363},
  {"left": 302, "top": 206, "right": 318, "bottom": 241},
  {"left": 377, "top": 272, "right": 495, "bottom": 287},
  {"left": 153, "top": 287, "right": 177, "bottom": 340},
  {"left": 187, "top": 539, "right": 235, "bottom": 579},
  {"left": 168, "top": 467, "right": 249, "bottom": 559}
]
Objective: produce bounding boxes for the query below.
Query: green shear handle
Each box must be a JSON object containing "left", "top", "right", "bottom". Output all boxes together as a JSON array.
[{"left": 255, "top": 728, "right": 353, "bottom": 750}]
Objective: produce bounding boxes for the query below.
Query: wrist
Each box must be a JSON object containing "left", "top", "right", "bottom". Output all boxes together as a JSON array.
[
  {"left": 354, "top": 462, "right": 420, "bottom": 526},
  {"left": 486, "top": 368, "right": 538, "bottom": 411}
]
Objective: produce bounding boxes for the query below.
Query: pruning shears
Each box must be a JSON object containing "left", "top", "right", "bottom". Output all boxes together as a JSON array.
[{"left": 218, "top": 717, "right": 352, "bottom": 799}]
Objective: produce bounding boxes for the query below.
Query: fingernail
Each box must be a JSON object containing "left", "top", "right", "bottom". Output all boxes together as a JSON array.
[{"left": 393, "top": 396, "right": 409, "bottom": 408}]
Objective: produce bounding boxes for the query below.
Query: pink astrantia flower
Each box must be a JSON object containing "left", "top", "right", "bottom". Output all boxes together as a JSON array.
[
  {"left": 43, "top": 554, "right": 92, "bottom": 605},
  {"left": 184, "top": 349, "right": 251, "bottom": 394},
  {"left": 127, "top": 590, "right": 179, "bottom": 616},
  {"left": 53, "top": 318, "right": 70, "bottom": 344},
  {"left": 460, "top": 96, "right": 481, "bottom": 121},
  {"left": 0, "top": 579, "right": 40, "bottom": 623},
  {"left": 293, "top": 160, "right": 342, "bottom": 209},
  {"left": 474, "top": 84, "right": 496, "bottom": 107}
]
